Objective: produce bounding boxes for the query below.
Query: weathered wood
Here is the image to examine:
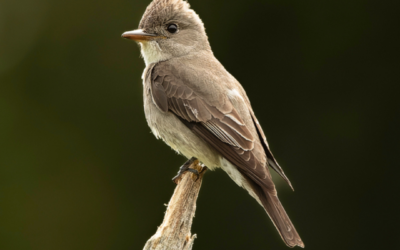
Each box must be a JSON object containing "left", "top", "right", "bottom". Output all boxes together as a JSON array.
[{"left": 143, "top": 160, "right": 207, "bottom": 250}]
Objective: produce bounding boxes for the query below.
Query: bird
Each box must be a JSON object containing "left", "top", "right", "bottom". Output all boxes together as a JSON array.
[{"left": 122, "top": 0, "right": 304, "bottom": 248}]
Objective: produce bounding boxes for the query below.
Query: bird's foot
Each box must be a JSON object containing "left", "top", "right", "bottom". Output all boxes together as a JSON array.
[{"left": 172, "top": 157, "right": 204, "bottom": 184}]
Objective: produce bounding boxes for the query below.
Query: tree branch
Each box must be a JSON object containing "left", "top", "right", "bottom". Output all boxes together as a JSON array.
[{"left": 143, "top": 160, "right": 207, "bottom": 250}]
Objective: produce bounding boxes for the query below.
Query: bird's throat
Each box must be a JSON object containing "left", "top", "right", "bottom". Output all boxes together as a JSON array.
[{"left": 140, "top": 41, "right": 171, "bottom": 66}]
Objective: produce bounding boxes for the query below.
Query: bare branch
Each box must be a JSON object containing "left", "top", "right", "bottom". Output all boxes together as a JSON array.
[{"left": 143, "top": 160, "right": 206, "bottom": 250}]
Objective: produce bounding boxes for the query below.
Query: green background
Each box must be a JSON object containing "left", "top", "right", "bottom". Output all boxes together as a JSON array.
[{"left": 1, "top": 0, "right": 399, "bottom": 249}]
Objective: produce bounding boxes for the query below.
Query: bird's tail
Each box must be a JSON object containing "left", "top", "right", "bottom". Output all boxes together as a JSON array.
[{"left": 244, "top": 176, "right": 305, "bottom": 248}]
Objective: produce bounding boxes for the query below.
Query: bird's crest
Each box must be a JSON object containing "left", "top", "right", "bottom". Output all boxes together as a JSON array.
[{"left": 139, "top": 0, "right": 202, "bottom": 30}]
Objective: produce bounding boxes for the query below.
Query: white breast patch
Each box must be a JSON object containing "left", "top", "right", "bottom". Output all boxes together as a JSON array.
[{"left": 140, "top": 41, "right": 169, "bottom": 66}]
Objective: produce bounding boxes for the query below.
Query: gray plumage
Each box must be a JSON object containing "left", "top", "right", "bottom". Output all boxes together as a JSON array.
[{"left": 123, "top": 0, "right": 304, "bottom": 248}]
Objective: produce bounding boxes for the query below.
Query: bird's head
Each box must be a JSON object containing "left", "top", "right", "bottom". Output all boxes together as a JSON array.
[{"left": 122, "top": 0, "right": 211, "bottom": 66}]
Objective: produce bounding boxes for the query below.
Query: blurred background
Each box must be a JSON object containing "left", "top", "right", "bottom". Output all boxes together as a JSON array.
[{"left": 1, "top": 0, "right": 399, "bottom": 249}]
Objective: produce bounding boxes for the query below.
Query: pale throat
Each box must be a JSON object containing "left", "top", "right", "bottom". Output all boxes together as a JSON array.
[{"left": 140, "top": 41, "right": 170, "bottom": 66}]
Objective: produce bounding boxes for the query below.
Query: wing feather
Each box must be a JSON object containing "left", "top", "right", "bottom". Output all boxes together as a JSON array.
[
  {"left": 250, "top": 113, "right": 294, "bottom": 190},
  {"left": 149, "top": 61, "right": 273, "bottom": 188}
]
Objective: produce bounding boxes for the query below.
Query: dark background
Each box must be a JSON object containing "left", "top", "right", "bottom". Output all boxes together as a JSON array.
[{"left": 1, "top": 0, "right": 399, "bottom": 249}]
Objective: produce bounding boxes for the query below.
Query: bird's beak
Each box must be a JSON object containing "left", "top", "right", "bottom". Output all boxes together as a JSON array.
[{"left": 121, "top": 29, "right": 160, "bottom": 42}]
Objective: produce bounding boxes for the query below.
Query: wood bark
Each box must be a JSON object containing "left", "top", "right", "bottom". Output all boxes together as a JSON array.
[{"left": 143, "top": 160, "right": 206, "bottom": 250}]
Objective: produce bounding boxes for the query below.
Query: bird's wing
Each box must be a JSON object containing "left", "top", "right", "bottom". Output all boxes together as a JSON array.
[
  {"left": 150, "top": 59, "right": 293, "bottom": 189},
  {"left": 148, "top": 61, "right": 273, "bottom": 188}
]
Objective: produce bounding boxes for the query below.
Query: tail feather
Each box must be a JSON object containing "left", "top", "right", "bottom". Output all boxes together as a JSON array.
[
  {"left": 182, "top": 119, "right": 304, "bottom": 247},
  {"left": 244, "top": 175, "right": 305, "bottom": 248}
]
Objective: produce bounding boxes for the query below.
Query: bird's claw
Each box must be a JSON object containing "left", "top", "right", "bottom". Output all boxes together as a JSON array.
[{"left": 172, "top": 157, "right": 200, "bottom": 184}]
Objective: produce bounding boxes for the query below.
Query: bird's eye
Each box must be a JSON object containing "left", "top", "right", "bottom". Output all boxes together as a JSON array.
[{"left": 167, "top": 24, "right": 178, "bottom": 34}]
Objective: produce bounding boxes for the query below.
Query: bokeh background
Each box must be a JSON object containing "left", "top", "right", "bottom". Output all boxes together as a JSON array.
[{"left": 1, "top": 0, "right": 399, "bottom": 249}]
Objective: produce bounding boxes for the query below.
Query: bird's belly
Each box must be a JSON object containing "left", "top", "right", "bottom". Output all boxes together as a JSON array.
[{"left": 143, "top": 91, "right": 220, "bottom": 169}]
